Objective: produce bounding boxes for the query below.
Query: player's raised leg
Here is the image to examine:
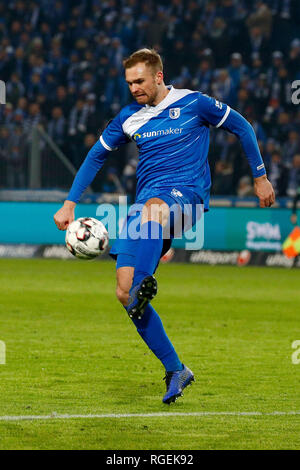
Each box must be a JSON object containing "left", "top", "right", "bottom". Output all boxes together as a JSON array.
[
  {"left": 127, "top": 197, "right": 168, "bottom": 320},
  {"left": 115, "top": 265, "right": 134, "bottom": 307}
]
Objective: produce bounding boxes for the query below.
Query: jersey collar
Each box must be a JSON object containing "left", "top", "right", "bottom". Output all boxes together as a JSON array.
[{"left": 145, "top": 85, "right": 174, "bottom": 110}]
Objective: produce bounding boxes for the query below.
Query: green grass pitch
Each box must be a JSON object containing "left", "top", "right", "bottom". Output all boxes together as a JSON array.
[{"left": 0, "top": 258, "right": 300, "bottom": 450}]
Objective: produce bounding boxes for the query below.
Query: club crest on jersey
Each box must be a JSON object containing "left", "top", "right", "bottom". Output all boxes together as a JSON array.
[{"left": 169, "top": 108, "right": 180, "bottom": 119}]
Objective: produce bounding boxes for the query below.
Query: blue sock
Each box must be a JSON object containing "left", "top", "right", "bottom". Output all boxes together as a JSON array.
[
  {"left": 133, "top": 221, "right": 163, "bottom": 287},
  {"left": 127, "top": 303, "right": 182, "bottom": 372}
]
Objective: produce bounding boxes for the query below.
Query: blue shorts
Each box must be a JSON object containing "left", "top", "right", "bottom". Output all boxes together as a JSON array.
[{"left": 110, "top": 187, "right": 203, "bottom": 269}]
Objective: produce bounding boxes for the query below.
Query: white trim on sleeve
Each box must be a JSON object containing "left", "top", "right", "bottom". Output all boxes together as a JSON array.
[
  {"left": 99, "top": 135, "right": 114, "bottom": 151},
  {"left": 257, "top": 163, "right": 265, "bottom": 171},
  {"left": 215, "top": 106, "right": 231, "bottom": 128}
]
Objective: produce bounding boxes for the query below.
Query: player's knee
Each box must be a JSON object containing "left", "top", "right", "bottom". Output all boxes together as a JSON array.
[
  {"left": 116, "top": 286, "right": 129, "bottom": 306},
  {"left": 142, "top": 198, "right": 169, "bottom": 225}
]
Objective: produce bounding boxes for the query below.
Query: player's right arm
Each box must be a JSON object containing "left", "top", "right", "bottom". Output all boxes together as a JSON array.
[{"left": 54, "top": 113, "right": 128, "bottom": 231}]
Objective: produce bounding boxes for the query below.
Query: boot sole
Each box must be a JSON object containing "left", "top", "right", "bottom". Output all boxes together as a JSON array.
[{"left": 128, "top": 275, "right": 158, "bottom": 320}]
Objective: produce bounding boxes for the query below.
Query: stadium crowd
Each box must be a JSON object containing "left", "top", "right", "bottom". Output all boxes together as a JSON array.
[{"left": 1, "top": 0, "right": 300, "bottom": 199}]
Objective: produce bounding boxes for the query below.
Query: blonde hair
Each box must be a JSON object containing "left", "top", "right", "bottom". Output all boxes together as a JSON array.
[{"left": 123, "top": 48, "right": 163, "bottom": 73}]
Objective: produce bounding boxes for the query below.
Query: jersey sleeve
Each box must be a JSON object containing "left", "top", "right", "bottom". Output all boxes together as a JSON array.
[
  {"left": 197, "top": 93, "right": 230, "bottom": 128},
  {"left": 100, "top": 112, "right": 129, "bottom": 151},
  {"left": 220, "top": 108, "right": 266, "bottom": 178},
  {"left": 197, "top": 93, "right": 266, "bottom": 178},
  {"left": 67, "top": 113, "right": 130, "bottom": 203},
  {"left": 67, "top": 140, "right": 109, "bottom": 203}
]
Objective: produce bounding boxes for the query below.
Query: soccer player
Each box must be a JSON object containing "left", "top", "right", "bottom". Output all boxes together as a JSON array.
[{"left": 54, "top": 49, "right": 275, "bottom": 404}]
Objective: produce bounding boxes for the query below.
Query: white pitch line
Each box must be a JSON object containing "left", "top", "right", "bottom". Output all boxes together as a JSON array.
[{"left": 1, "top": 411, "right": 300, "bottom": 422}]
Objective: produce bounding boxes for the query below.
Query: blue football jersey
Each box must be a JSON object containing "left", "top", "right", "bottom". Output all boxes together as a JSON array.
[
  {"left": 67, "top": 85, "right": 265, "bottom": 206},
  {"left": 100, "top": 86, "right": 230, "bottom": 209}
]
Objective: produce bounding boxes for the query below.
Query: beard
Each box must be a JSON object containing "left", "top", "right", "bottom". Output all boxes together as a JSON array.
[{"left": 133, "top": 87, "right": 158, "bottom": 106}]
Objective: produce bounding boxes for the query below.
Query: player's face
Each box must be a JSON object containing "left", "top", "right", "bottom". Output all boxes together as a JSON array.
[{"left": 125, "top": 63, "right": 162, "bottom": 105}]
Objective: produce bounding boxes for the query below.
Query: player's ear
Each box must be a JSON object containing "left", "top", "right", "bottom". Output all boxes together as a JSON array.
[{"left": 156, "top": 71, "right": 164, "bottom": 84}]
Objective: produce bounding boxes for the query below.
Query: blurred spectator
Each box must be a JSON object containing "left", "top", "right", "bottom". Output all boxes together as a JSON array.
[
  {"left": 145, "top": 6, "right": 168, "bottom": 46},
  {"left": 122, "top": 144, "right": 138, "bottom": 201},
  {"left": 1, "top": 125, "right": 27, "bottom": 188},
  {"left": 52, "top": 86, "right": 71, "bottom": 116},
  {"left": 84, "top": 93, "right": 101, "bottom": 135},
  {"left": 207, "top": 17, "right": 231, "bottom": 67},
  {"left": 273, "top": 111, "right": 293, "bottom": 143},
  {"left": 6, "top": 73, "right": 25, "bottom": 105},
  {"left": 0, "top": 128, "right": 11, "bottom": 162},
  {"left": 249, "top": 52, "right": 264, "bottom": 80},
  {"left": 246, "top": 26, "right": 270, "bottom": 64},
  {"left": 165, "top": 39, "right": 188, "bottom": 78},
  {"left": 68, "top": 99, "right": 89, "bottom": 136},
  {"left": 192, "top": 59, "right": 213, "bottom": 94},
  {"left": 102, "top": 167, "right": 125, "bottom": 194},
  {"left": 268, "top": 150, "right": 289, "bottom": 196},
  {"left": 47, "top": 107, "right": 66, "bottom": 148},
  {"left": 211, "top": 69, "right": 233, "bottom": 104},
  {"left": 263, "top": 138, "right": 280, "bottom": 170},
  {"left": 246, "top": 1, "right": 272, "bottom": 38},
  {"left": 12, "top": 47, "right": 29, "bottom": 80},
  {"left": 27, "top": 73, "right": 45, "bottom": 101},
  {"left": 287, "top": 154, "right": 300, "bottom": 197},
  {"left": 23, "top": 103, "right": 41, "bottom": 133},
  {"left": 3, "top": 102, "right": 15, "bottom": 128},
  {"left": 235, "top": 88, "right": 252, "bottom": 115},
  {"left": 237, "top": 175, "right": 254, "bottom": 197},
  {"left": 104, "top": 67, "right": 129, "bottom": 111},
  {"left": 248, "top": 115, "right": 267, "bottom": 144},
  {"left": 282, "top": 130, "right": 300, "bottom": 167},
  {"left": 267, "top": 50, "right": 284, "bottom": 84},
  {"left": 270, "top": 0, "right": 300, "bottom": 52},
  {"left": 287, "top": 38, "right": 300, "bottom": 80},
  {"left": 219, "top": 133, "right": 248, "bottom": 192},
  {"left": 291, "top": 178, "right": 300, "bottom": 225},
  {"left": 212, "top": 160, "right": 234, "bottom": 195},
  {"left": 227, "top": 53, "right": 248, "bottom": 91},
  {"left": 67, "top": 99, "right": 90, "bottom": 167},
  {"left": 15, "top": 97, "right": 28, "bottom": 117},
  {"left": 252, "top": 73, "right": 270, "bottom": 116}
]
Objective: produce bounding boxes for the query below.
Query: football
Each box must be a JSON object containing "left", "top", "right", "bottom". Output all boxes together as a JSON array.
[{"left": 65, "top": 217, "right": 109, "bottom": 260}]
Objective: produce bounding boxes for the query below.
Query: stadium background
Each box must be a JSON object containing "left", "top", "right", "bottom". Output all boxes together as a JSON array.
[{"left": 0, "top": 0, "right": 300, "bottom": 263}]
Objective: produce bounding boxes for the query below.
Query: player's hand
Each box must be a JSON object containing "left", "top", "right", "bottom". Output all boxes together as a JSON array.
[
  {"left": 54, "top": 200, "right": 76, "bottom": 230},
  {"left": 254, "top": 175, "right": 275, "bottom": 208}
]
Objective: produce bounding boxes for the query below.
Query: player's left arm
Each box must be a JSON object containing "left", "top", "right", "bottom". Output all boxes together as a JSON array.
[
  {"left": 220, "top": 108, "right": 275, "bottom": 208},
  {"left": 197, "top": 94, "right": 275, "bottom": 208}
]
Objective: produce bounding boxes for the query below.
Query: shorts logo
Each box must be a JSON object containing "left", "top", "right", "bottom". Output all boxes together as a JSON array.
[
  {"left": 169, "top": 108, "right": 180, "bottom": 119},
  {"left": 171, "top": 188, "right": 183, "bottom": 197}
]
